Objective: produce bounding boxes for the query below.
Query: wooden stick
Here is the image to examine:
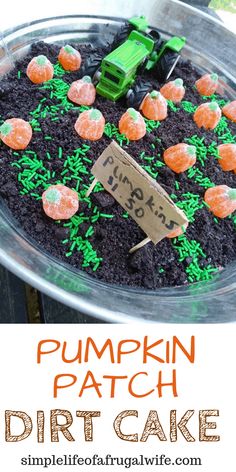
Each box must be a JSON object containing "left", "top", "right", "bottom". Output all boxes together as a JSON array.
[
  {"left": 129, "top": 237, "right": 151, "bottom": 254},
  {"left": 85, "top": 178, "right": 98, "bottom": 197}
]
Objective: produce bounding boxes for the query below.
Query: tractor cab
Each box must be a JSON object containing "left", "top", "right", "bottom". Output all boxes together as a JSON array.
[{"left": 96, "top": 30, "right": 155, "bottom": 101}]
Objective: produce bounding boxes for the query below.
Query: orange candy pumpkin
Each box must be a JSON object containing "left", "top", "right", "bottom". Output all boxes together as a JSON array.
[
  {"left": 119, "top": 108, "right": 146, "bottom": 140},
  {"left": 0, "top": 118, "right": 32, "bottom": 150},
  {"left": 140, "top": 91, "right": 167, "bottom": 121},
  {"left": 42, "top": 184, "right": 79, "bottom": 220},
  {"left": 217, "top": 143, "right": 236, "bottom": 171},
  {"left": 193, "top": 102, "right": 221, "bottom": 130},
  {"left": 166, "top": 221, "right": 189, "bottom": 239},
  {"left": 222, "top": 100, "right": 236, "bottom": 123},
  {"left": 195, "top": 73, "right": 218, "bottom": 96},
  {"left": 26, "top": 55, "right": 54, "bottom": 84},
  {"left": 58, "top": 44, "right": 81, "bottom": 71},
  {"left": 204, "top": 185, "right": 236, "bottom": 218},
  {"left": 160, "top": 78, "right": 185, "bottom": 103},
  {"left": 68, "top": 76, "right": 96, "bottom": 106},
  {"left": 163, "top": 143, "right": 196, "bottom": 173},
  {"left": 74, "top": 109, "right": 105, "bottom": 141}
]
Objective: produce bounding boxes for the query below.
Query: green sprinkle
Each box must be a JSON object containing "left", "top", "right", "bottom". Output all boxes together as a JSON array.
[
  {"left": 70, "top": 241, "right": 77, "bottom": 251},
  {"left": 215, "top": 117, "right": 236, "bottom": 144},
  {"left": 83, "top": 157, "right": 92, "bottom": 164},
  {"left": 44, "top": 136, "right": 52, "bottom": 141},
  {"left": 176, "top": 193, "right": 204, "bottom": 222},
  {"left": 93, "top": 261, "right": 101, "bottom": 272},
  {"left": 85, "top": 226, "right": 94, "bottom": 238},
  {"left": 12, "top": 163, "right": 21, "bottom": 169},
  {"left": 181, "top": 101, "right": 197, "bottom": 113},
  {"left": 100, "top": 213, "right": 114, "bottom": 218},
  {"left": 144, "top": 118, "right": 161, "bottom": 133},
  {"left": 167, "top": 100, "right": 179, "bottom": 112},
  {"left": 17, "top": 71, "right": 21, "bottom": 79},
  {"left": 104, "top": 122, "right": 129, "bottom": 145},
  {"left": 187, "top": 167, "right": 214, "bottom": 189}
]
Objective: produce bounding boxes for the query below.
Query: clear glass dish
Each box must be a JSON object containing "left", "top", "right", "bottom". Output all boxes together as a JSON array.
[{"left": 0, "top": 0, "right": 235, "bottom": 323}]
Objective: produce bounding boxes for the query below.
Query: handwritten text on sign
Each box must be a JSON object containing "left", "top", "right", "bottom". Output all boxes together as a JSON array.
[{"left": 91, "top": 141, "right": 188, "bottom": 244}]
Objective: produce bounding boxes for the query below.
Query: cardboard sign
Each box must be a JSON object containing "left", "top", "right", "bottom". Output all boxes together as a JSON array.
[{"left": 90, "top": 141, "right": 188, "bottom": 244}]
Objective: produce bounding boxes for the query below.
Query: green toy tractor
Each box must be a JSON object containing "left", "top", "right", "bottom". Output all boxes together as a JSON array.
[{"left": 79, "top": 16, "right": 186, "bottom": 108}]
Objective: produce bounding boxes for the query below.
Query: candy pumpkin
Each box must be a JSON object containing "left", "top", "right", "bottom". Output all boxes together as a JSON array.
[
  {"left": 26, "top": 55, "right": 54, "bottom": 84},
  {"left": 140, "top": 91, "right": 167, "bottom": 121},
  {"left": 42, "top": 184, "right": 79, "bottom": 220},
  {"left": 193, "top": 102, "right": 221, "bottom": 130},
  {"left": 166, "top": 221, "right": 189, "bottom": 239},
  {"left": 0, "top": 118, "right": 32, "bottom": 150},
  {"left": 74, "top": 109, "right": 105, "bottom": 141},
  {"left": 195, "top": 73, "right": 218, "bottom": 96},
  {"left": 68, "top": 76, "right": 96, "bottom": 106},
  {"left": 119, "top": 108, "right": 146, "bottom": 140},
  {"left": 160, "top": 78, "right": 185, "bottom": 103},
  {"left": 217, "top": 144, "right": 236, "bottom": 171},
  {"left": 58, "top": 45, "right": 81, "bottom": 71},
  {"left": 163, "top": 143, "right": 196, "bottom": 173},
  {"left": 222, "top": 100, "right": 236, "bottom": 123},
  {"left": 204, "top": 185, "right": 236, "bottom": 218}
]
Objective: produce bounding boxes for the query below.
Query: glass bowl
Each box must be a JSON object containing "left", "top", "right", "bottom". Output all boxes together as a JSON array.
[{"left": 0, "top": 0, "right": 235, "bottom": 323}]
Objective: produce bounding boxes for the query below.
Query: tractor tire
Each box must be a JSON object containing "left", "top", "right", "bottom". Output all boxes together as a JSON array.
[
  {"left": 126, "top": 78, "right": 152, "bottom": 110},
  {"left": 77, "top": 53, "right": 103, "bottom": 80},
  {"left": 155, "top": 50, "right": 180, "bottom": 82},
  {"left": 93, "top": 68, "right": 102, "bottom": 85},
  {"left": 109, "top": 22, "right": 132, "bottom": 51}
]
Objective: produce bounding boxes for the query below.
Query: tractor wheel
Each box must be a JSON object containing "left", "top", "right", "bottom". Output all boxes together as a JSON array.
[
  {"left": 126, "top": 78, "right": 152, "bottom": 110},
  {"left": 109, "top": 22, "right": 132, "bottom": 50},
  {"left": 93, "top": 68, "right": 102, "bottom": 85},
  {"left": 155, "top": 50, "right": 180, "bottom": 82},
  {"left": 77, "top": 53, "right": 103, "bottom": 80}
]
